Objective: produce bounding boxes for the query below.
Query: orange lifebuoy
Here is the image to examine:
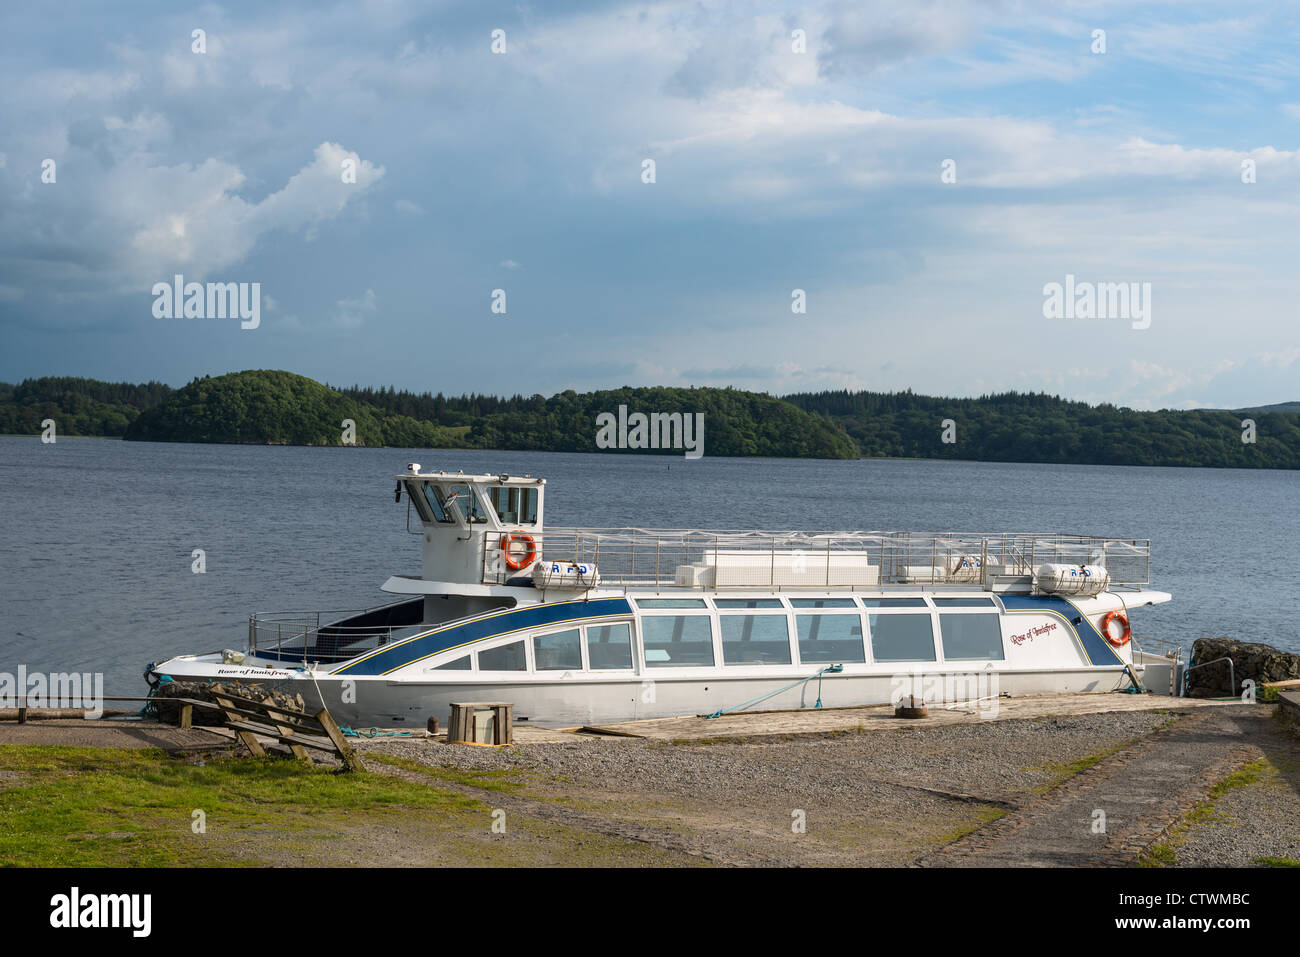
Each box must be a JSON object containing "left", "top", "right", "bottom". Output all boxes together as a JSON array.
[
  {"left": 1100, "top": 610, "right": 1131, "bottom": 647},
  {"left": 500, "top": 531, "right": 538, "bottom": 571}
]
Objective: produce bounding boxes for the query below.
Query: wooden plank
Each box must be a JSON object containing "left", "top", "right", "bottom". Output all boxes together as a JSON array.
[
  {"left": 261, "top": 696, "right": 309, "bottom": 762},
  {"left": 222, "top": 720, "right": 342, "bottom": 754},
  {"left": 313, "top": 709, "right": 364, "bottom": 773},
  {"left": 212, "top": 695, "right": 266, "bottom": 758},
  {"left": 201, "top": 689, "right": 325, "bottom": 729},
  {"left": 500, "top": 704, "right": 514, "bottom": 745},
  {"left": 179, "top": 703, "right": 192, "bottom": 730},
  {"left": 447, "top": 703, "right": 471, "bottom": 743},
  {"left": 1263, "top": 678, "right": 1300, "bottom": 690},
  {"left": 168, "top": 697, "right": 319, "bottom": 731}
]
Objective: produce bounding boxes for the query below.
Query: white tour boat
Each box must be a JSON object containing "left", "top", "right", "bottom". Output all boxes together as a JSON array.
[{"left": 150, "top": 467, "right": 1181, "bottom": 727}]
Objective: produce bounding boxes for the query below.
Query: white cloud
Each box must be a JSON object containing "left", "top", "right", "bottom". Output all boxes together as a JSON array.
[
  {"left": 335, "top": 288, "right": 377, "bottom": 328},
  {"left": 3, "top": 140, "right": 384, "bottom": 295}
]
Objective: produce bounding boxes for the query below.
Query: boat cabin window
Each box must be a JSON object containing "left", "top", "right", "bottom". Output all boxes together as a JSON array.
[
  {"left": 405, "top": 482, "right": 435, "bottom": 523},
  {"left": 791, "top": 598, "right": 857, "bottom": 609},
  {"left": 796, "top": 614, "right": 865, "bottom": 664},
  {"left": 938, "top": 609, "right": 1005, "bottom": 661},
  {"left": 432, "top": 655, "right": 471, "bottom": 670},
  {"left": 868, "top": 612, "right": 937, "bottom": 662},
  {"left": 586, "top": 623, "right": 634, "bottom": 670},
  {"left": 420, "top": 485, "right": 456, "bottom": 524},
  {"left": 434, "top": 484, "right": 488, "bottom": 524},
  {"left": 715, "top": 598, "right": 784, "bottom": 609},
  {"left": 862, "top": 598, "right": 927, "bottom": 608},
  {"left": 720, "top": 615, "right": 792, "bottom": 665},
  {"left": 635, "top": 598, "right": 707, "bottom": 609},
  {"left": 534, "top": 628, "right": 582, "bottom": 671},
  {"left": 933, "top": 598, "right": 996, "bottom": 608},
  {"left": 641, "top": 614, "right": 714, "bottom": 667},
  {"left": 490, "top": 486, "right": 539, "bottom": 526},
  {"left": 477, "top": 639, "right": 527, "bottom": 672}
]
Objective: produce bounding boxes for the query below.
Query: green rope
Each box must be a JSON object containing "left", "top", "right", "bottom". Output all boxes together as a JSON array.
[
  {"left": 704, "top": 664, "right": 844, "bottom": 719},
  {"left": 339, "top": 725, "right": 414, "bottom": 738}
]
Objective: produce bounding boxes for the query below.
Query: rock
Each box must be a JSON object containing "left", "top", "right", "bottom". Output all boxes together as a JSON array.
[
  {"left": 151, "top": 679, "right": 307, "bottom": 726},
  {"left": 1187, "top": 638, "right": 1300, "bottom": 698}
]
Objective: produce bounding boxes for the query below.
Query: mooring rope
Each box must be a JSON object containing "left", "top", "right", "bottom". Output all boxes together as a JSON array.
[{"left": 704, "top": 664, "right": 844, "bottom": 719}]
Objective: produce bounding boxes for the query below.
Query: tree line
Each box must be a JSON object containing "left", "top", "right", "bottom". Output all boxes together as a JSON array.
[{"left": 2, "top": 372, "right": 1296, "bottom": 468}]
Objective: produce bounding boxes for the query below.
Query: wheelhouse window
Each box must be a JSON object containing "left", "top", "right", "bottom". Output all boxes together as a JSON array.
[
  {"left": 796, "top": 614, "right": 865, "bottom": 664},
  {"left": 440, "top": 484, "right": 488, "bottom": 524},
  {"left": 420, "top": 484, "right": 457, "bottom": 523},
  {"left": 477, "top": 640, "right": 527, "bottom": 671},
  {"left": 720, "top": 615, "right": 791, "bottom": 665},
  {"left": 641, "top": 615, "right": 714, "bottom": 667},
  {"left": 938, "top": 610, "right": 1005, "bottom": 661},
  {"left": 490, "top": 486, "right": 539, "bottom": 526},
  {"left": 534, "top": 628, "right": 582, "bottom": 671},
  {"left": 586, "top": 623, "right": 634, "bottom": 670},
  {"left": 406, "top": 482, "right": 435, "bottom": 523},
  {"left": 868, "top": 610, "right": 937, "bottom": 662}
]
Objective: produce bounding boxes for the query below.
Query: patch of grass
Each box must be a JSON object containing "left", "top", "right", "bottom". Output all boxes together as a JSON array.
[
  {"left": 932, "top": 806, "right": 1008, "bottom": 844},
  {"left": 1024, "top": 738, "right": 1137, "bottom": 794},
  {"left": 1135, "top": 758, "right": 1276, "bottom": 869},
  {"left": 0, "top": 745, "right": 480, "bottom": 867},
  {"left": 364, "top": 752, "right": 525, "bottom": 792},
  {"left": 1254, "top": 856, "right": 1300, "bottom": 867},
  {"left": 1137, "top": 842, "right": 1178, "bottom": 868},
  {"left": 1207, "top": 759, "right": 1271, "bottom": 799}
]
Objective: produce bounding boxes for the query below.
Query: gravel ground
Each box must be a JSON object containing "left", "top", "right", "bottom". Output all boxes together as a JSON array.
[
  {"left": 359, "top": 711, "right": 1180, "bottom": 865},
  {"left": 365, "top": 711, "right": 1174, "bottom": 802},
  {"left": 1164, "top": 717, "right": 1300, "bottom": 868}
]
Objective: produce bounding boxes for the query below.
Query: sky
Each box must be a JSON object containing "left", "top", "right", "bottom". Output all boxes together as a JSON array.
[{"left": 1, "top": 0, "right": 1297, "bottom": 410}]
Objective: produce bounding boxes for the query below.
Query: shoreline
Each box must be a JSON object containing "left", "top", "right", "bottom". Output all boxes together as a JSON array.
[{"left": 3, "top": 434, "right": 1298, "bottom": 472}]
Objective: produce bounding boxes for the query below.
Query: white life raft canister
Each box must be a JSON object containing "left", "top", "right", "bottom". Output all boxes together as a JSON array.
[
  {"left": 1034, "top": 563, "right": 1109, "bottom": 597},
  {"left": 532, "top": 560, "right": 601, "bottom": 589}
]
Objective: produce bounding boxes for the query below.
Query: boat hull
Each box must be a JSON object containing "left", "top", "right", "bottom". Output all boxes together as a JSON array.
[{"left": 149, "top": 657, "right": 1138, "bottom": 728}]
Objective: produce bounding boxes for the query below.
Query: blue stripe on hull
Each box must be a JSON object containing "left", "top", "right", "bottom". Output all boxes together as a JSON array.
[
  {"left": 998, "top": 594, "right": 1123, "bottom": 666},
  {"left": 332, "top": 597, "right": 634, "bottom": 676}
]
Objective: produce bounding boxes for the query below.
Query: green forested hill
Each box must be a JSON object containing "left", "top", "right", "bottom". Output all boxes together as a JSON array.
[
  {"left": 783, "top": 389, "right": 1300, "bottom": 469},
  {"left": 0, "top": 377, "right": 173, "bottom": 437},
  {"left": 2, "top": 371, "right": 1297, "bottom": 467},
  {"left": 117, "top": 372, "right": 856, "bottom": 457},
  {"left": 122, "top": 371, "right": 458, "bottom": 447}
]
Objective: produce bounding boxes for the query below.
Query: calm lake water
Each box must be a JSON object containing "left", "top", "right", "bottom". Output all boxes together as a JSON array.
[{"left": 1, "top": 436, "right": 1296, "bottom": 692}]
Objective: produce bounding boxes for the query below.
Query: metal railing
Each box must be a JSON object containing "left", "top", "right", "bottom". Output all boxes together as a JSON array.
[
  {"left": 248, "top": 602, "right": 498, "bottom": 664},
  {"left": 481, "top": 528, "right": 1151, "bottom": 589},
  {"left": 248, "top": 599, "right": 425, "bottom": 663}
]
